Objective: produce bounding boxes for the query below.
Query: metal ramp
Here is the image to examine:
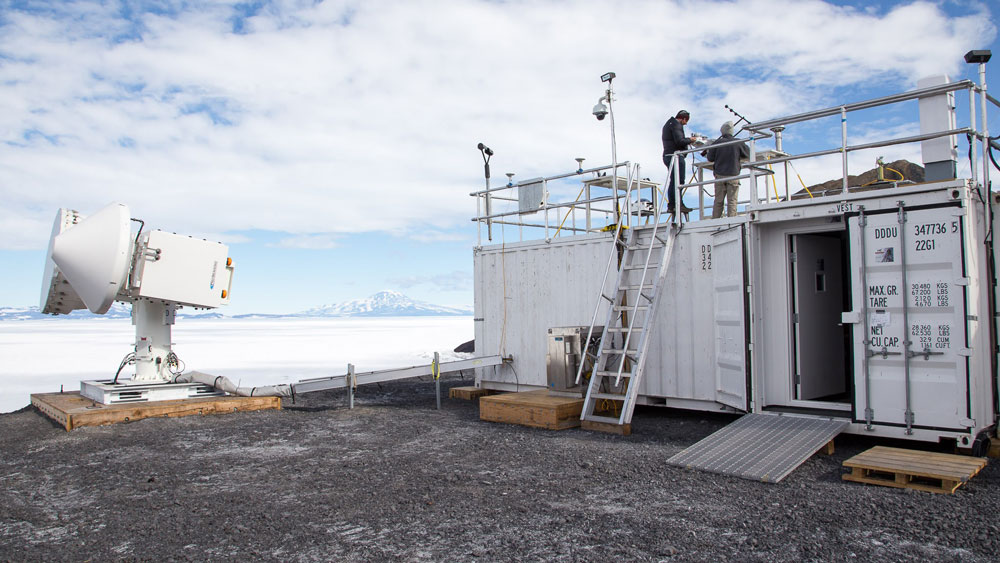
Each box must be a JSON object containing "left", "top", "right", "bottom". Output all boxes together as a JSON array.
[
  {"left": 666, "top": 413, "right": 849, "bottom": 483},
  {"left": 576, "top": 163, "right": 680, "bottom": 432}
]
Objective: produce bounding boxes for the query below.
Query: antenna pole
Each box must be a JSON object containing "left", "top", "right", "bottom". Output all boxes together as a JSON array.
[{"left": 607, "top": 78, "right": 619, "bottom": 221}]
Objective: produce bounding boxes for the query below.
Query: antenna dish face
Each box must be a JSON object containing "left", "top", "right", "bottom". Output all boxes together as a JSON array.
[
  {"left": 40, "top": 208, "right": 86, "bottom": 315},
  {"left": 50, "top": 203, "right": 133, "bottom": 314}
]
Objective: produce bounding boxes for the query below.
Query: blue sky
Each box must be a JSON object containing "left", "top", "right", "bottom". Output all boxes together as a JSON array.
[{"left": 1, "top": 0, "right": 998, "bottom": 315}]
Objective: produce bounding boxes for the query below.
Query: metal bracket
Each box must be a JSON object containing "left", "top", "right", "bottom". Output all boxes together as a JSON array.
[
  {"left": 908, "top": 347, "right": 944, "bottom": 361},
  {"left": 867, "top": 346, "right": 902, "bottom": 359}
]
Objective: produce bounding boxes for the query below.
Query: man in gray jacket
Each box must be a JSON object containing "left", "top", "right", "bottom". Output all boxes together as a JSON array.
[{"left": 704, "top": 121, "right": 749, "bottom": 218}]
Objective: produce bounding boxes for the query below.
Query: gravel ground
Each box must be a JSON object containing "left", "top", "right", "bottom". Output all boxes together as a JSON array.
[{"left": 1, "top": 374, "right": 998, "bottom": 562}]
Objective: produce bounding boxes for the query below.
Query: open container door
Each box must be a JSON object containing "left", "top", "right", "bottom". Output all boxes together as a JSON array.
[
  {"left": 847, "top": 204, "right": 971, "bottom": 431},
  {"left": 712, "top": 226, "right": 749, "bottom": 411}
]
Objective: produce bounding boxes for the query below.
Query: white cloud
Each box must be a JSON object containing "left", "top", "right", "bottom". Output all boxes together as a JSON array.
[
  {"left": 271, "top": 233, "right": 341, "bottom": 249},
  {"left": 390, "top": 270, "right": 473, "bottom": 292},
  {"left": 0, "top": 0, "right": 994, "bottom": 249}
]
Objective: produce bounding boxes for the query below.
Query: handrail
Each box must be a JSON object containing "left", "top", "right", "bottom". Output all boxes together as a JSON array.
[
  {"left": 468, "top": 162, "right": 630, "bottom": 196},
  {"left": 473, "top": 74, "right": 991, "bottom": 238},
  {"left": 614, "top": 169, "right": 673, "bottom": 384},
  {"left": 576, "top": 161, "right": 665, "bottom": 386},
  {"left": 748, "top": 80, "right": 974, "bottom": 131}
]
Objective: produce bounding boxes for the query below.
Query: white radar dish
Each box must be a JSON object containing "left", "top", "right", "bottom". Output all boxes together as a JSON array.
[
  {"left": 49, "top": 202, "right": 133, "bottom": 314},
  {"left": 40, "top": 208, "right": 87, "bottom": 315}
]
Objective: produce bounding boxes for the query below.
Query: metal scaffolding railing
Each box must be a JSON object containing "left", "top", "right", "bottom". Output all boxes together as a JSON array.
[{"left": 472, "top": 69, "right": 997, "bottom": 243}]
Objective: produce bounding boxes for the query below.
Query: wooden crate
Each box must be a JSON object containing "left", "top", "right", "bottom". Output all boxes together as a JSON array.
[
  {"left": 581, "top": 419, "right": 631, "bottom": 436},
  {"left": 31, "top": 391, "right": 282, "bottom": 431},
  {"left": 843, "top": 446, "right": 988, "bottom": 494},
  {"left": 479, "top": 389, "right": 583, "bottom": 430},
  {"left": 449, "top": 386, "right": 497, "bottom": 401}
]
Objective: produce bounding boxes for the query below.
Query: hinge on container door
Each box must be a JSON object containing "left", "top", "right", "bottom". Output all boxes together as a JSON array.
[
  {"left": 794, "top": 372, "right": 801, "bottom": 384},
  {"left": 792, "top": 313, "right": 799, "bottom": 323},
  {"left": 789, "top": 252, "right": 797, "bottom": 263},
  {"left": 955, "top": 277, "right": 970, "bottom": 286}
]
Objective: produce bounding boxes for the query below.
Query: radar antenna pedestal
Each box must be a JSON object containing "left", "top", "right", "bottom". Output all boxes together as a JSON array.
[{"left": 40, "top": 202, "right": 235, "bottom": 404}]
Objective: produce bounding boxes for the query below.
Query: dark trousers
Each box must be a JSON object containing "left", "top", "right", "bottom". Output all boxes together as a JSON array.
[{"left": 663, "top": 153, "right": 686, "bottom": 209}]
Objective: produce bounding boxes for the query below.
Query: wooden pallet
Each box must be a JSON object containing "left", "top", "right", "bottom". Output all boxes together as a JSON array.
[
  {"left": 31, "top": 391, "right": 282, "bottom": 431},
  {"left": 479, "top": 389, "right": 583, "bottom": 430},
  {"left": 449, "top": 386, "right": 497, "bottom": 401},
  {"left": 842, "top": 446, "right": 988, "bottom": 494}
]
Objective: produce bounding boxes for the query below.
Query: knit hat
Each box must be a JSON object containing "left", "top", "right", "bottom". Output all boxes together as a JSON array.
[{"left": 721, "top": 121, "right": 735, "bottom": 136}]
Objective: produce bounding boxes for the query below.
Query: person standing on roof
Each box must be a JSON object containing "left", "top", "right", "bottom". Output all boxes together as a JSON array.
[
  {"left": 662, "top": 110, "right": 697, "bottom": 213},
  {"left": 704, "top": 121, "right": 749, "bottom": 218}
]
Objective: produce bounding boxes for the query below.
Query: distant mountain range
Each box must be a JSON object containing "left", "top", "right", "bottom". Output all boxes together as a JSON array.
[{"left": 0, "top": 291, "right": 472, "bottom": 321}]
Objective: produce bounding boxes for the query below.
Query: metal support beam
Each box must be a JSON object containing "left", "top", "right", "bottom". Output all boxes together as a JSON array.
[{"left": 293, "top": 355, "right": 505, "bottom": 395}]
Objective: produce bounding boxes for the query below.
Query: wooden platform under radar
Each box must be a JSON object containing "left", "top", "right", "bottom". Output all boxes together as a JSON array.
[{"left": 31, "top": 391, "right": 282, "bottom": 431}]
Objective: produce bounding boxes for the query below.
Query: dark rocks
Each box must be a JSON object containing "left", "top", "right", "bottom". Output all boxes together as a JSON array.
[{"left": 0, "top": 375, "right": 997, "bottom": 561}]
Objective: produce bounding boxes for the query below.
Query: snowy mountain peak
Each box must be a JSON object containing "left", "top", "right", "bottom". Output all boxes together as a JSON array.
[{"left": 302, "top": 291, "right": 471, "bottom": 317}]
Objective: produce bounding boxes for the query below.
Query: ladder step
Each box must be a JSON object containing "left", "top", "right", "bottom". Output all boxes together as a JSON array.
[
  {"left": 626, "top": 244, "right": 663, "bottom": 251},
  {"left": 613, "top": 305, "right": 649, "bottom": 311},
  {"left": 602, "top": 349, "right": 638, "bottom": 357},
  {"left": 622, "top": 264, "right": 658, "bottom": 271},
  {"left": 594, "top": 370, "right": 633, "bottom": 378},
  {"left": 600, "top": 293, "right": 615, "bottom": 303},
  {"left": 583, "top": 414, "right": 623, "bottom": 425},
  {"left": 605, "top": 327, "right": 641, "bottom": 333},
  {"left": 591, "top": 392, "right": 627, "bottom": 401},
  {"left": 620, "top": 283, "right": 655, "bottom": 290}
]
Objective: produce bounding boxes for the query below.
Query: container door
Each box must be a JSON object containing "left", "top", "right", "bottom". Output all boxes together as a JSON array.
[
  {"left": 791, "top": 233, "right": 846, "bottom": 400},
  {"left": 848, "top": 205, "right": 969, "bottom": 430},
  {"left": 713, "top": 226, "right": 748, "bottom": 411}
]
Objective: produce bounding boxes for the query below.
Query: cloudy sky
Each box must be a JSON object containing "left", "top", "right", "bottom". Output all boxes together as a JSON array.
[{"left": 1, "top": 0, "right": 997, "bottom": 315}]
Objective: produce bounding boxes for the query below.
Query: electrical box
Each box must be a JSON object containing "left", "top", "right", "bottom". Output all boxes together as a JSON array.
[
  {"left": 132, "top": 230, "right": 234, "bottom": 308},
  {"left": 518, "top": 178, "right": 545, "bottom": 214},
  {"left": 547, "top": 326, "right": 602, "bottom": 396}
]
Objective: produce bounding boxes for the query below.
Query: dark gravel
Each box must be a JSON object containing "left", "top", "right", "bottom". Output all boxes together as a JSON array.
[{"left": 1, "top": 374, "right": 997, "bottom": 562}]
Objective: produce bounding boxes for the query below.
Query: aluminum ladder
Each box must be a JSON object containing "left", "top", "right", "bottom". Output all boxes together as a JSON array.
[{"left": 575, "top": 166, "right": 680, "bottom": 432}]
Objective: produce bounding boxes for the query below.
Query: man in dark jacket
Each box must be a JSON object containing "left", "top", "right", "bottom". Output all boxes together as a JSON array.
[
  {"left": 661, "top": 110, "right": 696, "bottom": 213},
  {"left": 705, "top": 121, "right": 749, "bottom": 218}
]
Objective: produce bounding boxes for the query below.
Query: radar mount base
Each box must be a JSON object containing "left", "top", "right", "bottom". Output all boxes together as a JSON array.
[{"left": 80, "top": 379, "right": 223, "bottom": 405}]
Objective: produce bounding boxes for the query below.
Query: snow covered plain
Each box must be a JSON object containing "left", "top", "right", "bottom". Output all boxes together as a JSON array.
[{"left": 0, "top": 316, "right": 474, "bottom": 413}]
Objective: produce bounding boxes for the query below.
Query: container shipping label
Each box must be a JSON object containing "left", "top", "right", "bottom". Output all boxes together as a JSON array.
[{"left": 849, "top": 206, "right": 968, "bottom": 429}]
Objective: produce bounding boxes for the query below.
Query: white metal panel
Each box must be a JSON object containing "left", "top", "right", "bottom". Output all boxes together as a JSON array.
[
  {"left": 474, "top": 234, "right": 613, "bottom": 389},
  {"left": 638, "top": 227, "right": 722, "bottom": 403},
  {"left": 711, "top": 227, "right": 747, "bottom": 410},
  {"left": 848, "top": 205, "right": 969, "bottom": 430},
  {"left": 135, "top": 231, "right": 232, "bottom": 308}
]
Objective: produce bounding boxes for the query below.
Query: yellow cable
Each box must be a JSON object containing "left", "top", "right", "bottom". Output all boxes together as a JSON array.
[
  {"left": 787, "top": 161, "right": 814, "bottom": 198},
  {"left": 552, "top": 185, "right": 587, "bottom": 238},
  {"left": 767, "top": 161, "right": 780, "bottom": 201},
  {"left": 886, "top": 167, "right": 905, "bottom": 181}
]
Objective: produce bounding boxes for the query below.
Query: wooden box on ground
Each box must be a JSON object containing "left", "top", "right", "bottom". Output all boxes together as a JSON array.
[
  {"left": 31, "top": 391, "right": 281, "bottom": 431},
  {"left": 843, "top": 446, "right": 988, "bottom": 494},
  {"left": 479, "top": 389, "right": 583, "bottom": 430},
  {"left": 449, "top": 386, "right": 497, "bottom": 401}
]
